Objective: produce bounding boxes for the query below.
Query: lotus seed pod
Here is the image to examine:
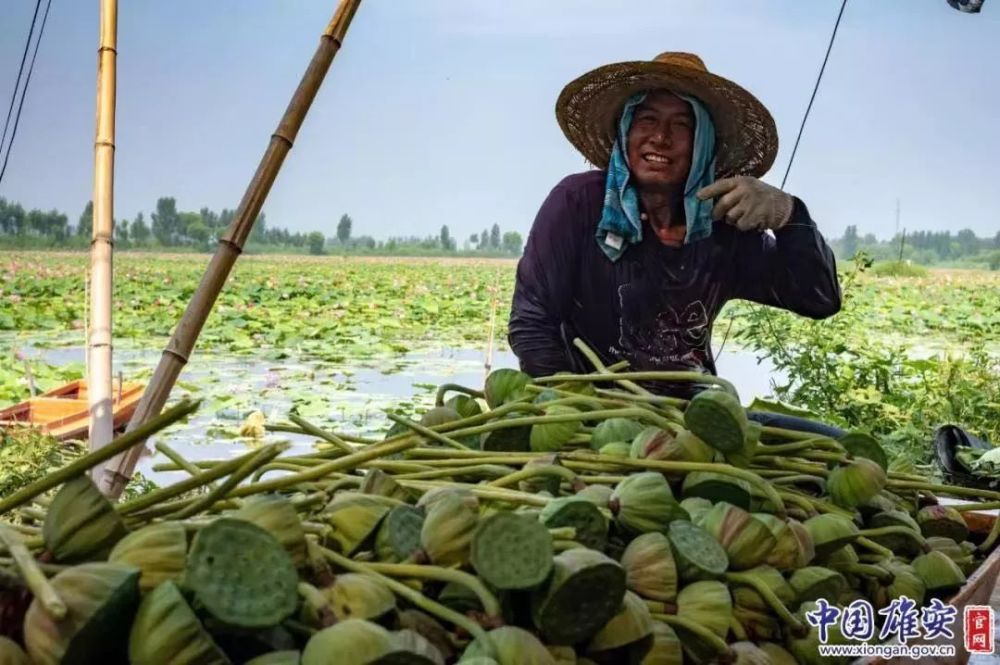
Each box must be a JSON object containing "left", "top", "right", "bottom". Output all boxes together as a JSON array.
[
  {"left": 917, "top": 505, "right": 969, "bottom": 542},
  {"left": 419, "top": 405, "right": 462, "bottom": 428},
  {"left": 128, "top": 580, "right": 230, "bottom": 665},
  {"left": 682, "top": 471, "right": 752, "bottom": 510},
  {"left": 590, "top": 418, "right": 646, "bottom": 450},
  {"left": 539, "top": 496, "right": 609, "bottom": 551},
  {"left": 42, "top": 474, "right": 128, "bottom": 562},
  {"left": 789, "top": 566, "right": 847, "bottom": 605},
  {"left": 462, "top": 626, "right": 555, "bottom": 665},
  {"left": 734, "top": 605, "right": 783, "bottom": 642},
  {"left": 865, "top": 510, "right": 922, "bottom": 558},
  {"left": 235, "top": 494, "right": 308, "bottom": 567},
  {"left": 639, "top": 621, "right": 683, "bottom": 665},
  {"left": 620, "top": 532, "right": 678, "bottom": 602},
  {"left": 531, "top": 548, "right": 626, "bottom": 646},
  {"left": 586, "top": 591, "right": 654, "bottom": 655},
  {"left": 757, "top": 642, "right": 798, "bottom": 665},
  {"left": 392, "top": 629, "right": 445, "bottom": 665},
  {"left": 302, "top": 619, "right": 396, "bottom": 665},
  {"left": 870, "top": 560, "right": 925, "bottom": 610},
  {"left": 803, "top": 514, "right": 859, "bottom": 558},
  {"left": 530, "top": 405, "right": 583, "bottom": 452},
  {"left": 679, "top": 497, "right": 713, "bottom": 526},
  {"left": 838, "top": 431, "right": 888, "bottom": 471},
  {"left": 576, "top": 484, "right": 614, "bottom": 507},
  {"left": 519, "top": 454, "right": 566, "bottom": 495},
  {"left": 417, "top": 486, "right": 479, "bottom": 512},
  {"left": 598, "top": 442, "right": 631, "bottom": 458},
  {"left": 545, "top": 645, "right": 576, "bottom": 665},
  {"left": 788, "top": 601, "right": 851, "bottom": 665},
  {"left": 826, "top": 458, "right": 887, "bottom": 509},
  {"left": 683, "top": 389, "right": 748, "bottom": 454},
  {"left": 755, "top": 514, "right": 814, "bottom": 570},
  {"left": 484, "top": 368, "right": 532, "bottom": 408},
  {"left": 445, "top": 393, "right": 483, "bottom": 418},
  {"left": 674, "top": 580, "right": 733, "bottom": 663},
  {"left": 326, "top": 573, "right": 396, "bottom": 622},
  {"left": 926, "top": 536, "right": 977, "bottom": 575},
  {"left": 728, "top": 642, "right": 772, "bottom": 665},
  {"left": 911, "top": 550, "right": 967, "bottom": 597},
  {"left": 723, "top": 420, "right": 761, "bottom": 469},
  {"left": 731, "top": 565, "right": 795, "bottom": 613},
  {"left": 360, "top": 469, "right": 416, "bottom": 503},
  {"left": 420, "top": 490, "right": 478, "bottom": 567},
  {"left": 108, "top": 521, "right": 188, "bottom": 593},
  {"left": 437, "top": 582, "right": 483, "bottom": 615},
  {"left": 480, "top": 414, "right": 532, "bottom": 452},
  {"left": 858, "top": 492, "right": 898, "bottom": 521},
  {"left": 610, "top": 472, "right": 688, "bottom": 535},
  {"left": 324, "top": 492, "right": 392, "bottom": 555},
  {"left": 0, "top": 637, "right": 28, "bottom": 665},
  {"left": 666, "top": 519, "right": 729, "bottom": 582},
  {"left": 398, "top": 610, "right": 455, "bottom": 663},
  {"left": 24, "top": 562, "right": 140, "bottom": 665},
  {"left": 375, "top": 505, "right": 425, "bottom": 563},
  {"left": 629, "top": 427, "right": 714, "bottom": 465},
  {"left": 244, "top": 652, "right": 301, "bottom": 665},
  {"left": 700, "top": 502, "right": 776, "bottom": 570},
  {"left": 471, "top": 512, "right": 553, "bottom": 590},
  {"left": 183, "top": 517, "right": 298, "bottom": 629}
]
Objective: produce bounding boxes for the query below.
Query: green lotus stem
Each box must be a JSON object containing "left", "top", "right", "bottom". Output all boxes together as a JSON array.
[
  {"left": 487, "top": 465, "right": 577, "bottom": 489},
  {"left": 222, "top": 433, "right": 427, "bottom": 499},
  {"left": 855, "top": 537, "right": 896, "bottom": 559},
  {"left": 5, "top": 523, "right": 39, "bottom": 537},
  {"left": 297, "top": 581, "right": 332, "bottom": 617},
  {"left": 566, "top": 453, "right": 786, "bottom": 518},
  {"left": 759, "top": 426, "right": 837, "bottom": 443},
  {"left": 888, "top": 480, "right": 1000, "bottom": 502},
  {"left": 117, "top": 445, "right": 265, "bottom": 515},
  {"left": 0, "top": 525, "right": 66, "bottom": 619},
  {"left": 754, "top": 457, "right": 830, "bottom": 476},
  {"left": 289, "top": 415, "right": 356, "bottom": 455},
  {"left": 595, "top": 388, "right": 687, "bottom": 409},
  {"left": 725, "top": 571, "right": 804, "bottom": 633},
  {"left": 434, "top": 383, "right": 485, "bottom": 407},
  {"left": 552, "top": 539, "right": 584, "bottom": 551},
  {"left": 0, "top": 398, "right": 201, "bottom": 515},
  {"left": 977, "top": 511, "right": 1000, "bottom": 554},
  {"left": 367, "top": 460, "right": 438, "bottom": 473},
  {"left": 775, "top": 491, "right": 820, "bottom": 517},
  {"left": 730, "top": 617, "right": 749, "bottom": 642},
  {"left": 759, "top": 439, "right": 840, "bottom": 455},
  {"left": 652, "top": 614, "right": 732, "bottom": 657},
  {"left": 948, "top": 501, "right": 1000, "bottom": 512},
  {"left": 837, "top": 563, "right": 894, "bottom": 584},
  {"left": 319, "top": 546, "right": 492, "bottom": 645},
  {"left": 800, "top": 451, "right": 849, "bottom": 465},
  {"left": 771, "top": 474, "right": 827, "bottom": 486},
  {"left": 573, "top": 475, "right": 626, "bottom": 485},
  {"left": 398, "top": 480, "right": 550, "bottom": 507},
  {"left": 362, "top": 561, "right": 502, "bottom": 618},
  {"left": 124, "top": 497, "right": 242, "bottom": 524},
  {"left": 536, "top": 371, "right": 739, "bottom": 400},
  {"left": 394, "top": 465, "right": 514, "bottom": 481},
  {"left": 267, "top": 424, "right": 378, "bottom": 446},
  {"left": 888, "top": 471, "right": 931, "bottom": 482},
  {"left": 570, "top": 337, "right": 650, "bottom": 396},
  {"left": 252, "top": 461, "right": 322, "bottom": 482},
  {"left": 0, "top": 557, "right": 66, "bottom": 576},
  {"left": 547, "top": 527, "right": 576, "bottom": 540},
  {"left": 283, "top": 618, "right": 318, "bottom": 639},
  {"left": 386, "top": 413, "right": 470, "bottom": 451},
  {"left": 171, "top": 444, "right": 287, "bottom": 519},
  {"left": 858, "top": 526, "right": 928, "bottom": 551},
  {"left": 155, "top": 442, "right": 212, "bottom": 484},
  {"left": 644, "top": 599, "right": 674, "bottom": 614},
  {"left": 445, "top": 407, "right": 678, "bottom": 441},
  {"left": 17, "top": 506, "right": 47, "bottom": 522},
  {"left": 773, "top": 490, "right": 852, "bottom": 518}
]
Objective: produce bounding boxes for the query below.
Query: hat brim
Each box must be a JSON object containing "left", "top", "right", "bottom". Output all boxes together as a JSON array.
[{"left": 556, "top": 60, "right": 779, "bottom": 179}]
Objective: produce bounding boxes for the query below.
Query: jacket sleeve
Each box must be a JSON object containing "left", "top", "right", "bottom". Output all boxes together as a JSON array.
[
  {"left": 730, "top": 197, "right": 842, "bottom": 319},
  {"left": 507, "top": 182, "right": 583, "bottom": 377}
]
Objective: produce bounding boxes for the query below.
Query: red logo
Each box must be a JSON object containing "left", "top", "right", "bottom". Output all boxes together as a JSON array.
[{"left": 965, "top": 606, "right": 995, "bottom": 654}]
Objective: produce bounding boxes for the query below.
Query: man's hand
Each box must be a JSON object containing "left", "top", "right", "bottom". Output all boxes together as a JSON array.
[{"left": 696, "top": 176, "right": 794, "bottom": 232}]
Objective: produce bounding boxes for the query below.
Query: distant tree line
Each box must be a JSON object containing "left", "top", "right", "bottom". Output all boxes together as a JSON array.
[
  {"left": 832, "top": 225, "right": 1000, "bottom": 270},
  {"left": 0, "top": 198, "right": 524, "bottom": 257}
]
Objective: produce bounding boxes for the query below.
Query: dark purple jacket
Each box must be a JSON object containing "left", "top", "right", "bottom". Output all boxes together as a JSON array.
[{"left": 508, "top": 170, "right": 842, "bottom": 394}]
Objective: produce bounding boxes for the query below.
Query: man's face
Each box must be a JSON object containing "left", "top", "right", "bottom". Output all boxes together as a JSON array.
[{"left": 626, "top": 91, "right": 694, "bottom": 190}]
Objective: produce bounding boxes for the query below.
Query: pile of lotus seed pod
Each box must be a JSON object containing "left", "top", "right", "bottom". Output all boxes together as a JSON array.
[{"left": 0, "top": 340, "right": 998, "bottom": 665}]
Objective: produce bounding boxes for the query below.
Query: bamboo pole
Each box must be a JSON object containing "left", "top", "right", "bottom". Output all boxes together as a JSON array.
[
  {"left": 98, "top": 0, "right": 363, "bottom": 499},
  {"left": 87, "top": 0, "right": 118, "bottom": 469}
]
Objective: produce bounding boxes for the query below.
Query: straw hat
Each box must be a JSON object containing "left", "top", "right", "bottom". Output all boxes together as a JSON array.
[{"left": 556, "top": 52, "right": 779, "bottom": 179}]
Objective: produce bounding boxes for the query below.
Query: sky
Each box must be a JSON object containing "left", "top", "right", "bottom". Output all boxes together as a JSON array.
[{"left": 0, "top": 0, "right": 997, "bottom": 244}]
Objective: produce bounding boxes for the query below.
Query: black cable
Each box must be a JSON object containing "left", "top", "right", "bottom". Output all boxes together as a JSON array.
[
  {"left": 0, "top": 0, "right": 42, "bottom": 160},
  {"left": 780, "top": 0, "right": 849, "bottom": 191},
  {"left": 0, "top": 0, "right": 53, "bottom": 188}
]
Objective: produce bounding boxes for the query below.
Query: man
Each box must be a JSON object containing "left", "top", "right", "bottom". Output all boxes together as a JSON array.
[{"left": 509, "top": 52, "right": 842, "bottom": 409}]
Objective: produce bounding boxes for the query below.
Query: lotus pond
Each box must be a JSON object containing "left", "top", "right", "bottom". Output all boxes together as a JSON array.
[{"left": 2, "top": 252, "right": 999, "bottom": 484}]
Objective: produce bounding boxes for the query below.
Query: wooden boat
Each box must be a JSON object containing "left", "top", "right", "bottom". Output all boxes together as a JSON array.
[{"left": 0, "top": 379, "right": 144, "bottom": 442}]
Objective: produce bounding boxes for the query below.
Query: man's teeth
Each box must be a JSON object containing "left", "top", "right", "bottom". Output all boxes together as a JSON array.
[{"left": 644, "top": 154, "right": 671, "bottom": 164}]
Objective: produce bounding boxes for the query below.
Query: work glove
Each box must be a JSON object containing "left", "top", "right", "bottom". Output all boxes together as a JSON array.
[{"left": 696, "top": 176, "right": 794, "bottom": 232}]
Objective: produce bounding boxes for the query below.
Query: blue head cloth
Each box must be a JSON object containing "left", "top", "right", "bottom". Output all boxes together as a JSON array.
[{"left": 595, "top": 91, "right": 717, "bottom": 261}]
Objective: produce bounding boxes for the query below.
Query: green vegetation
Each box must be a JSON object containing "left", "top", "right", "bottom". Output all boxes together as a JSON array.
[{"left": 832, "top": 225, "right": 1000, "bottom": 269}]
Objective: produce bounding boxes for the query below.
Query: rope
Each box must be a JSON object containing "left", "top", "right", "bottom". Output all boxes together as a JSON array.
[
  {"left": 0, "top": 0, "right": 54, "bottom": 188},
  {"left": 714, "top": 0, "right": 849, "bottom": 365}
]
